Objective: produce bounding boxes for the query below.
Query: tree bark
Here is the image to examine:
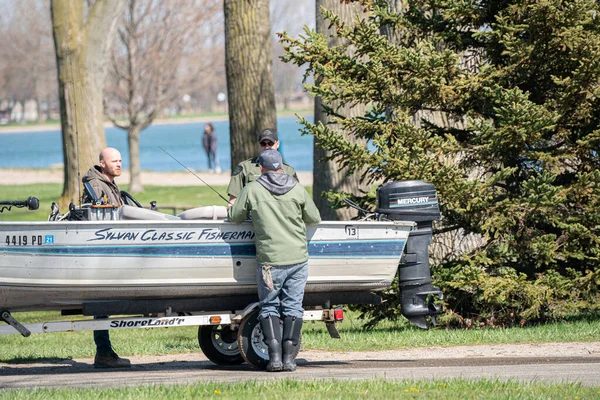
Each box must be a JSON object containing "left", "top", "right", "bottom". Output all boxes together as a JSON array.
[
  {"left": 313, "top": 0, "right": 369, "bottom": 221},
  {"left": 224, "top": 0, "right": 276, "bottom": 170},
  {"left": 127, "top": 125, "right": 143, "bottom": 193},
  {"left": 51, "top": 0, "right": 126, "bottom": 208}
]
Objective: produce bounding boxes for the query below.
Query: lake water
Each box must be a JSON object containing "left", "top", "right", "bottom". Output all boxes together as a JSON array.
[{"left": 0, "top": 116, "right": 314, "bottom": 172}]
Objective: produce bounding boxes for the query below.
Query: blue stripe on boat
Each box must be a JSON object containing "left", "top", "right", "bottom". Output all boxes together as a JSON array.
[{"left": 0, "top": 240, "right": 405, "bottom": 259}]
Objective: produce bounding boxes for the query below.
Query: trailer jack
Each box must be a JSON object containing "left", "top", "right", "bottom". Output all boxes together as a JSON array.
[{"left": 1, "top": 310, "right": 31, "bottom": 337}]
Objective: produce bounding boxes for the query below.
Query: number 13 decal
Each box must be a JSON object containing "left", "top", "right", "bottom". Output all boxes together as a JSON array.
[{"left": 345, "top": 225, "right": 358, "bottom": 238}]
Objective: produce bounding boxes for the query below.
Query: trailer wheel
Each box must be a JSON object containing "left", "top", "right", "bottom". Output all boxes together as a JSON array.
[
  {"left": 198, "top": 324, "right": 244, "bottom": 365},
  {"left": 237, "top": 310, "right": 301, "bottom": 370}
]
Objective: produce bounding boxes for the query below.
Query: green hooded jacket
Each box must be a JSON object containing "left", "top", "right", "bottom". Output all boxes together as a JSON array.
[{"left": 227, "top": 171, "right": 321, "bottom": 266}]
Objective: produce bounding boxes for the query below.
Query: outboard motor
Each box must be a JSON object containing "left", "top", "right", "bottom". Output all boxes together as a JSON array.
[{"left": 377, "top": 181, "right": 442, "bottom": 329}]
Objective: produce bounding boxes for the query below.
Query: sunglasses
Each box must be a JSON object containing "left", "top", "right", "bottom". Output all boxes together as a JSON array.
[{"left": 260, "top": 141, "right": 274, "bottom": 147}]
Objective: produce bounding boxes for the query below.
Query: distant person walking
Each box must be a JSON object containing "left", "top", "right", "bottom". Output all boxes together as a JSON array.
[{"left": 202, "top": 123, "right": 220, "bottom": 173}]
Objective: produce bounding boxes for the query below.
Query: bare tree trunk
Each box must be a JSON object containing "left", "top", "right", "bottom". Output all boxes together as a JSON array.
[
  {"left": 127, "top": 125, "right": 143, "bottom": 193},
  {"left": 283, "top": 95, "right": 289, "bottom": 110},
  {"left": 224, "top": 0, "right": 276, "bottom": 170},
  {"left": 51, "top": 0, "right": 126, "bottom": 208},
  {"left": 313, "top": 0, "right": 369, "bottom": 221},
  {"left": 36, "top": 98, "right": 45, "bottom": 123},
  {"left": 105, "top": 0, "right": 211, "bottom": 192}
]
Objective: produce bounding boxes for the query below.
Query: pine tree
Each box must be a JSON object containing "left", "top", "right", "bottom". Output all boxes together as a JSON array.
[{"left": 280, "top": 0, "right": 600, "bottom": 325}]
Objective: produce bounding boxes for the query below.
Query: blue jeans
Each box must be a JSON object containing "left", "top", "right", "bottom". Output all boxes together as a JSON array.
[
  {"left": 257, "top": 261, "right": 308, "bottom": 320},
  {"left": 206, "top": 151, "right": 218, "bottom": 171},
  {"left": 93, "top": 315, "right": 113, "bottom": 355}
]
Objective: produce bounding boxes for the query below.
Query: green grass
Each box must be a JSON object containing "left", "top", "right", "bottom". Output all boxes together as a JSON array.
[
  {"left": 303, "top": 312, "right": 600, "bottom": 351},
  {"left": 1, "top": 310, "right": 599, "bottom": 363},
  {"left": 1, "top": 378, "right": 599, "bottom": 399},
  {"left": 0, "top": 120, "right": 61, "bottom": 129},
  {"left": 0, "top": 183, "right": 63, "bottom": 221}
]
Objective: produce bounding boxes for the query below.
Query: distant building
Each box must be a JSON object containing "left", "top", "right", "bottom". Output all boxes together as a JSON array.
[{"left": 0, "top": 99, "right": 42, "bottom": 123}]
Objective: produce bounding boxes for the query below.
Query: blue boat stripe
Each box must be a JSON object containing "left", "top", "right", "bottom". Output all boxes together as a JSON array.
[{"left": 0, "top": 240, "right": 405, "bottom": 258}]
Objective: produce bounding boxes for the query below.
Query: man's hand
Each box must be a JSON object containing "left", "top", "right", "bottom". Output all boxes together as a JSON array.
[{"left": 227, "top": 196, "right": 237, "bottom": 209}]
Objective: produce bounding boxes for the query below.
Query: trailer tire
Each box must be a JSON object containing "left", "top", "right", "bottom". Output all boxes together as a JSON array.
[
  {"left": 198, "top": 324, "right": 244, "bottom": 365},
  {"left": 237, "top": 309, "right": 301, "bottom": 370}
]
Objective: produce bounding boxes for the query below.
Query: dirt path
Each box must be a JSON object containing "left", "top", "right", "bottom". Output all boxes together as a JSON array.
[{"left": 1, "top": 342, "right": 600, "bottom": 389}]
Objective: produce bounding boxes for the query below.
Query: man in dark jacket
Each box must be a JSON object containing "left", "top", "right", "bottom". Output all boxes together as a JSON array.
[
  {"left": 228, "top": 149, "right": 321, "bottom": 372},
  {"left": 227, "top": 128, "right": 298, "bottom": 206},
  {"left": 82, "top": 147, "right": 124, "bottom": 205},
  {"left": 81, "top": 147, "right": 131, "bottom": 368}
]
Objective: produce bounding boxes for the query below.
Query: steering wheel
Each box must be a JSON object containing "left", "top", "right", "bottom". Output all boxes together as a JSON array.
[{"left": 121, "top": 190, "right": 143, "bottom": 208}]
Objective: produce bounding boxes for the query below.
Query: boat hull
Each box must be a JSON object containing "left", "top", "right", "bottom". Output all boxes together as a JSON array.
[{"left": 0, "top": 220, "right": 413, "bottom": 312}]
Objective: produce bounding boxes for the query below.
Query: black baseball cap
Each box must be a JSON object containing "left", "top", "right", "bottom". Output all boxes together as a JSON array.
[{"left": 258, "top": 128, "right": 278, "bottom": 143}]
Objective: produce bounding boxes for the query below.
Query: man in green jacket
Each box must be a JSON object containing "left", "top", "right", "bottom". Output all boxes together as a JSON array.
[
  {"left": 227, "top": 128, "right": 298, "bottom": 206},
  {"left": 228, "top": 149, "right": 321, "bottom": 372}
]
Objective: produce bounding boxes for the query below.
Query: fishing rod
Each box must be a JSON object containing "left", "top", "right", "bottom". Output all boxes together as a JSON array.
[{"left": 158, "top": 146, "right": 230, "bottom": 204}]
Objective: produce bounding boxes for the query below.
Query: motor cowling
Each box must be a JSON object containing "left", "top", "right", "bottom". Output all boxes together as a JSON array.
[
  {"left": 376, "top": 181, "right": 440, "bottom": 226},
  {"left": 377, "top": 181, "right": 443, "bottom": 329}
]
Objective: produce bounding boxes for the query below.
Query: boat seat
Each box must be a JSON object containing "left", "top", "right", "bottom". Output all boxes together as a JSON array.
[
  {"left": 120, "top": 205, "right": 181, "bottom": 220},
  {"left": 178, "top": 205, "right": 227, "bottom": 220}
]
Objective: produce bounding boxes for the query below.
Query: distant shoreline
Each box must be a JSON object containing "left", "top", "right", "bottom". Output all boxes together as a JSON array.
[
  {"left": 0, "top": 110, "right": 311, "bottom": 135},
  {"left": 0, "top": 115, "right": 228, "bottom": 134}
]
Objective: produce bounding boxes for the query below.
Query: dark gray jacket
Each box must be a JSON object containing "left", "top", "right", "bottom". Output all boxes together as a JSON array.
[{"left": 81, "top": 166, "right": 123, "bottom": 205}]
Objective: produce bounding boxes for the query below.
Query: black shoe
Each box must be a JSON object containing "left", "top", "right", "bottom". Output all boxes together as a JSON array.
[{"left": 94, "top": 352, "right": 131, "bottom": 369}]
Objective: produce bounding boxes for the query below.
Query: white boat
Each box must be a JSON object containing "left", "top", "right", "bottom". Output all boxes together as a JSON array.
[
  {"left": 0, "top": 180, "right": 443, "bottom": 369},
  {"left": 0, "top": 218, "right": 413, "bottom": 313}
]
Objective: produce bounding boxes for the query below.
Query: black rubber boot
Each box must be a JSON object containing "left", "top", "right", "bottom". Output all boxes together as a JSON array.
[
  {"left": 260, "top": 316, "right": 283, "bottom": 372},
  {"left": 282, "top": 316, "right": 302, "bottom": 372}
]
